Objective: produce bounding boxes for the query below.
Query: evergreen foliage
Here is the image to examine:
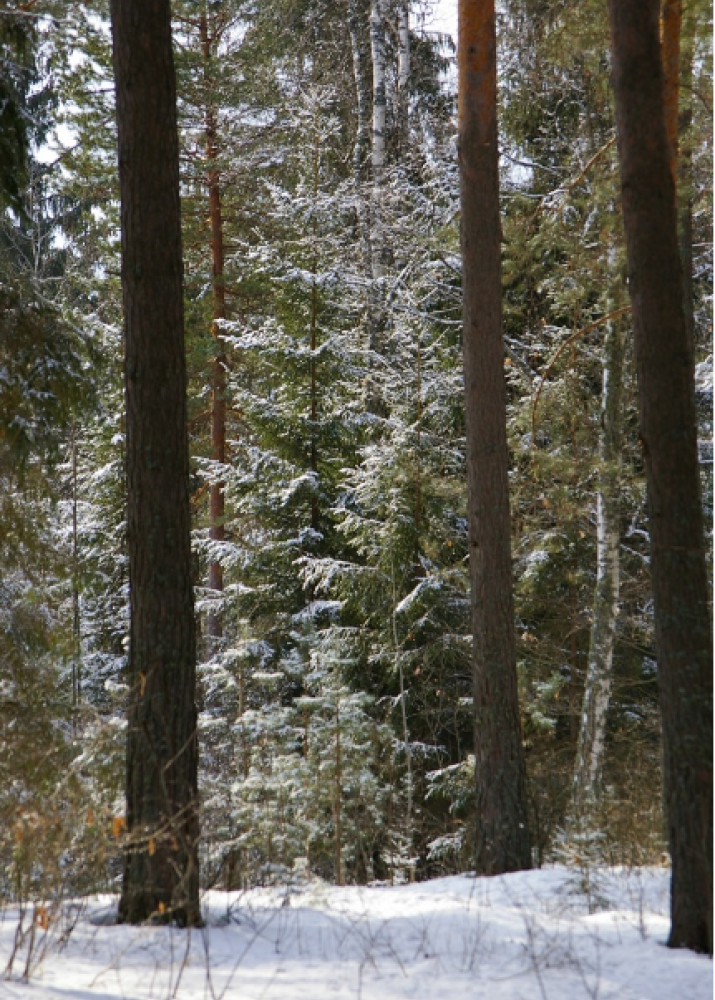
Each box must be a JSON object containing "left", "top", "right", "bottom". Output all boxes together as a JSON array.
[{"left": 0, "top": 0, "right": 711, "bottom": 935}]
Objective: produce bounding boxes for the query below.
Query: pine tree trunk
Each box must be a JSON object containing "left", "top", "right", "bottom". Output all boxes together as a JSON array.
[
  {"left": 661, "top": 0, "right": 681, "bottom": 188},
  {"left": 676, "top": 4, "right": 695, "bottom": 341},
  {"left": 111, "top": 0, "right": 201, "bottom": 927},
  {"left": 201, "top": 8, "right": 227, "bottom": 643},
  {"left": 607, "top": 0, "right": 712, "bottom": 955},
  {"left": 661, "top": 0, "right": 695, "bottom": 340},
  {"left": 458, "top": 0, "right": 531, "bottom": 874},
  {"left": 572, "top": 300, "right": 625, "bottom": 819}
]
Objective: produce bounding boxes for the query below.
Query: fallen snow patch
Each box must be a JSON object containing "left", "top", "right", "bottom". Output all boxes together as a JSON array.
[{"left": 0, "top": 867, "right": 711, "bottom": 1000}]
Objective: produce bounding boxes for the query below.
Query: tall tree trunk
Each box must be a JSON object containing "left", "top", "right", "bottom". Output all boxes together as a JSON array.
[
  {"left": 396, "top": 0, "right": 410, "bottom": 155},
  {"left": 677, "top": 10, "right": 695, "bottom": 341},
  {"left": 201, "top": 8, "right": 227, "bottom": 643},
  {"left": 458, "top": 0, "right": 531, "bottom": 874},
  {"left": 334, "top": 696, "right": 343, "bottom": 886},
  {"left": 661, "top": 0, "right": 695, "bottom": 340},
  {"left": 572, "top": 295, "right": 625, "bottom": 820},
  {"left": 414, "top": 329, "right": 422, "bottom": 566},
  {"left": 70, "top": 424, "right": 81, "bottom": 718},
  {"left": 607, "top": 0, "right": 712, "bottom": 955},
  {"left": 349, "top": 0, "right": 384, "bottom": 414},
  {"left": 391, "top": 562, "right": 414, "bottom": 852},
  {"left": 661, "top": 0, "right": 681, "bottom": 188},
  {"left": 309, "top": 88, "right": 320, "bottom": 532},
  {"left": 365, "top": 0, "right": 387, "bottom": 414},
  {"left": 111, "top": 0, "right": 201, "bottom": 927},
  {"left": 347, "top": 0, "right": 373, "bottom": 275},
  {"left": 370, "top": 0, "right": 386, "bottom": 269}
]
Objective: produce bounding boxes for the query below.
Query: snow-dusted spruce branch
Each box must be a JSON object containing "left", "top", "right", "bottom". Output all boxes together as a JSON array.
[{"left": 530, "top": 306, "right": 631, "bottom": 452}]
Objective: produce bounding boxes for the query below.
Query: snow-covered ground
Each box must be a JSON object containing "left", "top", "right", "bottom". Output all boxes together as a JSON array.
[{"left": 1, "top": 867, "right": 711, "bottom": 999}]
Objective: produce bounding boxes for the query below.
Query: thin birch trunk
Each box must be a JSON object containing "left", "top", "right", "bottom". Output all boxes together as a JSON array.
[
  {"left": 309, "top": 97, "right": 320, "bottom": 531},
  {"left": 239, "top": 660, "right": 249, "bottom": 779},
  {"left": 347, "top": 0, "right": 373, "bottom": 273},
  {"left": 391, "top": 561, "right": 414, "bottom": 856},
  {"left": 397, "top": 1, "right": 410, "bottom": 154},
  {"left": 334, "top": 696, "right": 343, "bottom": 886},
  {"left": 349, "top": 0, "right": 384, "bottom": 414},
  {"left": 370, "top": 0, "right": 386, "bottom": 283},
  {"left": 71, "top": 425, "right": 81, "bottom": 718},
  {"left": 414, "top": 328, "right": 422, "bottom": 564},
  {"left": 362, "top": 0, "right": 387, "bottom": 414},
  {"left": 572, "top": 293, "right": 625, "bottom": 820}
]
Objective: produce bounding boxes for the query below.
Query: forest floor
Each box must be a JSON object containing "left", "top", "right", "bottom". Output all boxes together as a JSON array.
[{"left": 0, "top": 866, "right": 711, "bottom": 999}]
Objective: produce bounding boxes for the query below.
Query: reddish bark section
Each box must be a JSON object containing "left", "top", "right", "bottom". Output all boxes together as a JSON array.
[
  {"left": 200, "top": 9, "right": 227, "bottom": 642},
  {"left": 458, "top": 0, "right": 531, "bottom": 874}
]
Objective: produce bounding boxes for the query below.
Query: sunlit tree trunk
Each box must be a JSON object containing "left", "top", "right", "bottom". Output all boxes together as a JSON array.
[
  {"left": 607, "top": 0, "right": 712, "bottom": 955},
  {"left": 458, "top": 0, "right": 531, "bottom": 874},
  {"left": 111, "top": 0, "right": 200, "bottom": 926}
]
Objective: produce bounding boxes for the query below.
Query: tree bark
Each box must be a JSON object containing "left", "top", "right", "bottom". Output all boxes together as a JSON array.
[
  {"left": 200, "top": 7, "right": 227, "bottom": 643},
  {"left": 661, "top": 0, "right": 681, "bottom": 188},
  {"left": 458, "top": 0, "right": 531, "bottom": 874},
  {"left": 572, "top": 299, "right": 625, "bottom": 820},
  {"left": 661, "top": 0, "right": 695, "bottom": 340},
  {"left": 365, "top": 0, "right": 388, "bottom": 414},
  {"left": 607, "top": 0, "right": 712, "bottom": 955},
  {"left": 677, "top": 11, "right": 695, "bottom": 342},
  {"left": 111, "top": 0, "right": 201, "bottom": 926},
  {"left": 309, "top": 108, "right": 320, "bottom": 531},
  {"left": 347, "top": 0, "right": 372, "bottom": 271},
  {"left": 396, "top": 0, "right": 410, "bottom": 154},
  {"left": 70, "top": 425, "right": 81, "bottom": 716},
  {"left": 369, "top": 0, "right": 387, "bottom": 291},
  {"left": 370, "top": 0, "right": 386, "bottom": 235},
  {"left": 334, "top": 696, "right": 343, "bottom": 886}
]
